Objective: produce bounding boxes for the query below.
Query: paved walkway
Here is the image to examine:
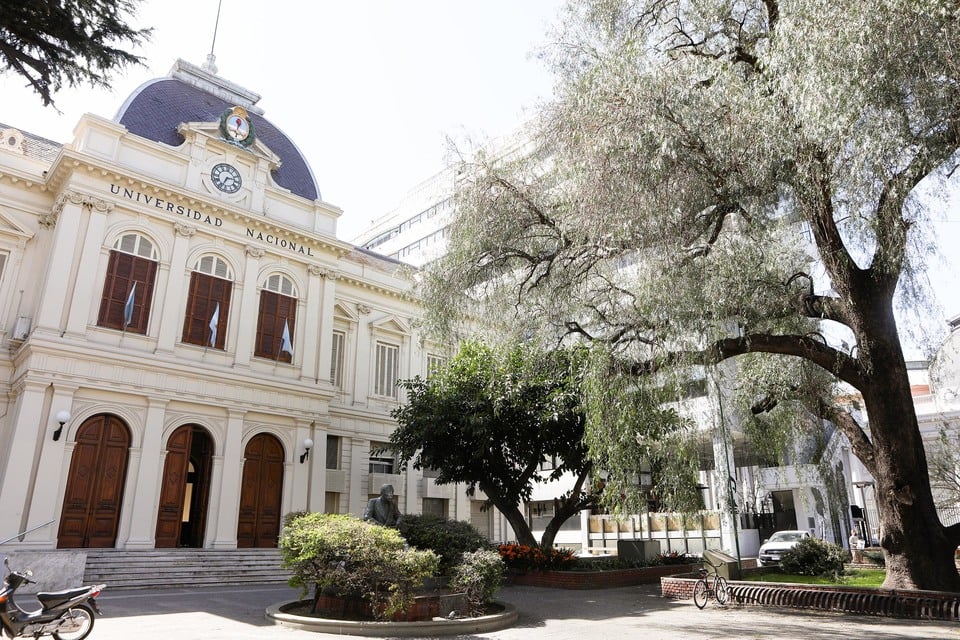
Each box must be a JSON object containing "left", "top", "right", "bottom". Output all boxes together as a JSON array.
[{"left": 88, "top": 582, "right": 959, "bottom": 640}]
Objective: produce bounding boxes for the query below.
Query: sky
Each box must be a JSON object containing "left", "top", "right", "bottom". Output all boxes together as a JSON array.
[
  {"left": 0, "top": 0, "right": 565, "bottom": 240},
  {"left": 1, "top": 0, "right": 958, "bottom": 357}
]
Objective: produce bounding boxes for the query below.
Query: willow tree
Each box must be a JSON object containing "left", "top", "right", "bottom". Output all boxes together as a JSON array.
[{"left": 422, "top": 0, "right": 960, "bottom": 591}]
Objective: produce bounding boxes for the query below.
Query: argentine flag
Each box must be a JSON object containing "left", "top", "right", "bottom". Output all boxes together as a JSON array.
[
  {"left": 123, "top": 282, "right": 137, "bottom": 328},
  {"left": 280, "top": 319, "right": 294, "bottom": 357},
  {"left": 208, "top": 302, "right": 220, "bottom": 347}
]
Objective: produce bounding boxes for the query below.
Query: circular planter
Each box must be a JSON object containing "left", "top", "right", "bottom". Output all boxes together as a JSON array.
[{"left": 266, "top": 599, "right": 518, "bottom": 637}]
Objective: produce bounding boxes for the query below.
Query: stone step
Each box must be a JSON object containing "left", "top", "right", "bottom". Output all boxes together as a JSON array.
[{"left": 82, "top": 549, "right": 292, "bottom": 590}]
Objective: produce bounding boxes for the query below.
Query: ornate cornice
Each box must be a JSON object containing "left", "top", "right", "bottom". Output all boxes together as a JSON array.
[
  {"left": 41, "top": 190, "right": 114, "bottom": 227},
  {"left": 174, "top": 222, "right": 197, "bottom": 237},
  {"left": 308, "top": 265, "right": 339, "bottom": 279}
]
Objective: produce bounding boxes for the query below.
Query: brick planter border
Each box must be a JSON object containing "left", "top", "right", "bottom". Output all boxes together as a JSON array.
[
  {"left": 508, "top": 563, "right": 698, "bottom": 589},
  {"left": 660, "top": 574, "right": 960, "bottom": 621}
]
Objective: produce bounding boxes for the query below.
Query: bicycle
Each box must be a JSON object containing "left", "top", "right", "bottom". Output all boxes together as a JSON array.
[{"left": 692, "top": 557, "right": 728, "bottom": 609}]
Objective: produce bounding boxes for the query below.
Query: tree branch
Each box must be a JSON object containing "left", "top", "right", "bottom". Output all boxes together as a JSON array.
[{"left": 625, "top": 332, "right": 865, "bottom": 390}]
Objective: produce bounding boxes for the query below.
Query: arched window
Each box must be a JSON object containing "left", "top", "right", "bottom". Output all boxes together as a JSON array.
[
  {"left": 254, "top": 274, "right": 298, "bottom": 362},
  {"left": 97, "top": 233, "right": 159, "bottom": 334},
  {"left": 182, "top": 255, "right": 234, "bottom": 349}
]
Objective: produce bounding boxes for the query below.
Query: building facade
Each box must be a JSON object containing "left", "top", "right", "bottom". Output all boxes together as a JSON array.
[{"left": 0, "top": 59, "right": 507, "bottom": 551}]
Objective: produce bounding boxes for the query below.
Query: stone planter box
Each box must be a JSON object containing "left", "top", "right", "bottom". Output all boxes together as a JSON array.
[
  {"left": 508, "top": 563, "right": 698, "bottom": 589},
  {"left": 313, "top": 592, "right": 468, "bottom": 622}
]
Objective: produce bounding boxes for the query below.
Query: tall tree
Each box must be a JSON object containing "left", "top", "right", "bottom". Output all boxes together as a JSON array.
[
  {"left": 390, "top": 341, "right": 593, "bottom": 549},
  {"left": 0, "top": 0, "right": 150, "bottom": 107},
  {"left": 423, "top": 0, "right": 960, "bottom": 590}
]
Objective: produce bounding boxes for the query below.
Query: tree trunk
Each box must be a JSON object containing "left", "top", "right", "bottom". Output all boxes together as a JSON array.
[
  {"left": 484, "top": 490, "right": 538, "bottom": 548},
  {"left": 857, "top": 302, "right": 960, "bottom": 591}
]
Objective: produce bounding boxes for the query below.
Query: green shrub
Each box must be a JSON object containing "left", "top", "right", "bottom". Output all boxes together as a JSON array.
[
  {"left": 449, "top": 549, "right": 505, "bottom": 616},
  {"left": 279, "top": 513, "right": 439, "bottom": 620},
  {"left": 397, "top": 514, "right": 491, "bottom": 575},
  {"left": 779, "top": 536, "right": 846, "bottom": 578}
]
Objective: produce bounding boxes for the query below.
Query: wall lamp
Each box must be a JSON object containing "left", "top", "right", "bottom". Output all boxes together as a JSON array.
[
  {"left": 300, "top": 438, "right": 313, "bottom": 464},
  {"left": 52, "top": 410, "right": 71, "bottom": 442}
]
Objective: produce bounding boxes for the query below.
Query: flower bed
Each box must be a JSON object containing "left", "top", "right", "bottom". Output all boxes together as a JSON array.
[{"left": 508, "top": 563, "right": 699, "bottom": 589}]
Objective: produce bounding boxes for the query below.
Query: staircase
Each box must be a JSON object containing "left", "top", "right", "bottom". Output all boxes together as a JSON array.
[{"left": 83, "top": 549, "right": 291, "bottom": 589}]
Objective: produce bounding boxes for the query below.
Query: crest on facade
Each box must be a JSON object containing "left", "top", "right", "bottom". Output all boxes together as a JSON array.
[{"left": 219, "top": 106, "right": 256, "bottom": 147}]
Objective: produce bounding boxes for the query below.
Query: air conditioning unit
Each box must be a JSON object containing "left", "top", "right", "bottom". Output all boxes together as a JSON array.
[{"left": 12, "top": 316, "right": 31, "bottom": 341}]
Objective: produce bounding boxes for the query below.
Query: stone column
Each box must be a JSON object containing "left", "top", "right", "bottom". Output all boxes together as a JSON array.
[
  {"left": 63, "top": 199, "right": 112, "bottom": 336},
  {"left": 316, "top": 270, "right": 338, "bottom": 383},
  {"left": 23, "top": 384, "right": 79, "bottom": 545},
  {"left": 211, "top": 410, "right": 245, "bottom": 548},
  {"left": 155, "top": 223, "right": 196, "bottom": 353},
  {"left": 354, "top": 305, "right": 372, "bottom": 403},
  {"left": 233, "top": 246, "right": 263, "bottom": 368},
  {"left": 307, "top": 423, "right": 329, "bottom": 513},
  {"left": 348, "top": 437, "right": 367, "bottom": 517},
  {"left": 0, "top": 382, "right": 50, "bottom": 540},
  {"left": 36, "top": 192, "right": 109, "bottom": 333},
  {"left": 124, "top": 398, "right": 169, "bottom": 548},
  {"left": 291, "top": 419, "right": 314, "bottom": 511},
  {"left": 299, "top": 266, "right": 324, "bottom": 382}
]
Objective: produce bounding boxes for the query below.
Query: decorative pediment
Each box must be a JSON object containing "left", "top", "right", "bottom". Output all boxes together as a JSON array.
[
  {"left": 177, "top": 119, "right": 282, "bottom": 169},
  {"left": 333, "top": 302, "right": 359, "bottom": 323},
  {"left": 369, "top": 315, "right": 411, "bottom": 337},
  {"left": 0, "top": 205, "right": 35, "bottom": 239}
]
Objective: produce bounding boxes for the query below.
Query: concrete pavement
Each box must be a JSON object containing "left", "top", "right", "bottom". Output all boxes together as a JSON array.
[{"left": 87, "top": 582, "right": 960, "bottom": 640}]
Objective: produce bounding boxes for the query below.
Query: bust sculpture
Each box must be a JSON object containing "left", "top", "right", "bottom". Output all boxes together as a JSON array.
[{"left": 363, "top": 483, "right": 402, "bottom": 526}]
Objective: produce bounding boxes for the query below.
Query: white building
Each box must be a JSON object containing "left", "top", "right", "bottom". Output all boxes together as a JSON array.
[{"left": 0, "top": 59, "right": 510, "bottom": 551}]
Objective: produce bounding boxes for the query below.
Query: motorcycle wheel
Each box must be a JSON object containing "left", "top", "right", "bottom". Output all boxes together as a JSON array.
[{"left": 52, "top": 604, "right": 94, "bottom": 640}]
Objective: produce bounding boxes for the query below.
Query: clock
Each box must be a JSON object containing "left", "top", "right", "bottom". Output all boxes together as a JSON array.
[{"left": 210, "top": 163, "right": 242, "bottom": 193}]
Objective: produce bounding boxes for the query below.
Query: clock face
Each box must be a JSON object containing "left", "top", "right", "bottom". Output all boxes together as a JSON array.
[{"left": 211, "top": 163, "right": 242, "bottom": 193}]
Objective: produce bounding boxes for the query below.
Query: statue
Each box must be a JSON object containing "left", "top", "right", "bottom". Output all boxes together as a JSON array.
[{"left": 363, "top": 483, "right": 402, "bottom": 526}]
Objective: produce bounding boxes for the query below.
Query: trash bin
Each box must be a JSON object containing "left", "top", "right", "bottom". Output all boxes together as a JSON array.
[{"left": 702, "top": 548, "right": 741, "bottom": 580}]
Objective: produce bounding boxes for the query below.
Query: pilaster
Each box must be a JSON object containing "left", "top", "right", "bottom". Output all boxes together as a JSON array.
[
  {"left": 124, "top": 398, "right": 169, "bottom": 548},
  {"left": 233, "top": 246, "right": 263, "bottom": 368},
  {"left": 155, "top": 223, "right": 196, "bottom": 352}
]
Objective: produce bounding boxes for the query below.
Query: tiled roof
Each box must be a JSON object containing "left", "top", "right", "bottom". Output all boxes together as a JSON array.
[
  {"left": 0, "top": 122, "right": 62, "bottom": 163},
  {"left": 116, "top": 79, "right": 319, "bottom": 201}
]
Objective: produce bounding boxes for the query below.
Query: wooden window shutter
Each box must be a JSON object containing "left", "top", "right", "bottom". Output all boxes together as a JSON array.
[
  {"left": 255, "top": 291, "right": 297, "bottom": 362},
  {"left": 182, "top": 272, "right": 232, "bottom": 349},
  {"left": 97, "top": 250, "right": 157, "bottom": 334}
]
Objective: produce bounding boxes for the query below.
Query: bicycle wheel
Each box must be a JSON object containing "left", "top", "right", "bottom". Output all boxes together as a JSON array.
[
  {"left": 692, "top": 579, "right": 709, "bottom": 609},
  {"left": 714, "top": 576, "right": 728, "bottom": 605}
]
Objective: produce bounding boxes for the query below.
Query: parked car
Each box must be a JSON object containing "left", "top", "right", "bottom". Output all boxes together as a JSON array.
[{"left": 758, "top": 530, "right": 811, "bottom": 566}]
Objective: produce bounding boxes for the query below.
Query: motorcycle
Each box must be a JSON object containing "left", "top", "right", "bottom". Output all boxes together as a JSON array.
[{"left": 0, "top": 557, "right": 105, "bottom": 640}]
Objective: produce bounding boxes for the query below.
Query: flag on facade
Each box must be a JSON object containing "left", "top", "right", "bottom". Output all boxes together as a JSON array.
[
  {"left": 123, "top": 282, "right": 137, "bottom": 328},
  {"left": 208, "top": 302, "right": 220, "bottom": 347},
  {"left": 280, "top": 319, "right": 294, "bottom": 357}
]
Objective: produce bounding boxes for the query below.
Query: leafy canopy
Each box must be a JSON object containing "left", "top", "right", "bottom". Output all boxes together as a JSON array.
[
  {"left": 390, "top": 340, "right": 592, "bottom": 548},
  {"left": 0, "top": 0, "right": 150, "bottom": 107}
]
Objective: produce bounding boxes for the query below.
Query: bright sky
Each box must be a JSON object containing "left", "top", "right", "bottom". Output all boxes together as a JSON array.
[
  {"left": 1, "top": 0, "right": 957, "bottom": 355},
  {"left": 0, "top": 0, "right": 565, "bottom": 239}
]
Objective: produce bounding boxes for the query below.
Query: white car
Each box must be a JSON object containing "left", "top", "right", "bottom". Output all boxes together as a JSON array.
[{"left": 758, "top": 530, "right": 811, "bottom": 566}]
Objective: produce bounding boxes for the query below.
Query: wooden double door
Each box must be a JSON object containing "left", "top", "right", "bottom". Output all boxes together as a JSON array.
[
  {"left": 58, "top": 415, "right": 130, "bottom": 548},
  {"left": 155, "top": 425, "right": 213, "bottom": 548},
  {"left": 58, "top": 419, "right": 284, "bottom": 549},
  {"left": 237, "top": 433, "right": 284, "bottom": 548}
]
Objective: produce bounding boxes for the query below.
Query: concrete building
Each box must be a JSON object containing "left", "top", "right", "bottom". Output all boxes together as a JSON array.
[{"left": 0, "top": 59, "right": 509, "bottom": 551}]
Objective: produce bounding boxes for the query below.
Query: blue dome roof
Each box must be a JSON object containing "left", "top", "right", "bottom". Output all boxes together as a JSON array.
[{"left": 116, "top": 77, "right": 319, "bottom": 201}]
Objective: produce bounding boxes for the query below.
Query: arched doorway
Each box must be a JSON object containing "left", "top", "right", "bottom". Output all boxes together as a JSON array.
[
  {"left": 237, "top": 433, "right": 284, "bottom": 548},
  {"left": 155, "top": 425, "right": 213, "bottom": 548},
  {"left": 57, "top": 414, "right": 131, "bottom": 548}
]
